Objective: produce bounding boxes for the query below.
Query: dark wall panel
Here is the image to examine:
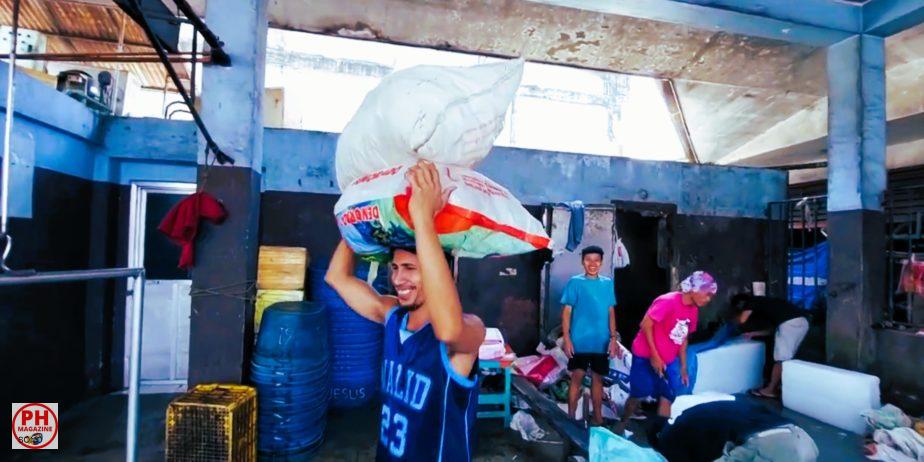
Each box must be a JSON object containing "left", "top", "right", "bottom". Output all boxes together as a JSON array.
[
  {"left": 672, "top": 215, "right": 769, "bottom": 340},
  {"left": 875, "top": 329, "right": 924, "bottom": 415},
  {"left": 83, "top": 180, "right": 124, "bottom": 393},
  {"left": 0, "top": 168, "right": 108, "bottom": 406},
  {"left": 456, "top": 252, "right": 545, "bottom": 356},
  {"left": 260, "top": 191, "right": 341, "bottom": 298}
]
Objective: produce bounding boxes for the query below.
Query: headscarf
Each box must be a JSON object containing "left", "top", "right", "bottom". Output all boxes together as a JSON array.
[{"left": 680, "top": 271, "right": 717, "bottom": 294}]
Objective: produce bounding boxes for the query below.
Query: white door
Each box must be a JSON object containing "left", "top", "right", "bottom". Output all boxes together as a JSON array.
[{"left": 126, "top": 183, "right": 195, "bottom": 394}]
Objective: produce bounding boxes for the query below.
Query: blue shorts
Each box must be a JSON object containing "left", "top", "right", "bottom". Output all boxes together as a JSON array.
[{"left": 629, "top": 356, "right": 683, "bottom": 402}]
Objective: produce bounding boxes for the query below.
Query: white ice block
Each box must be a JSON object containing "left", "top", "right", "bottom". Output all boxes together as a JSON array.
[
  {"left": 782, "top": 359, "right": 880, "bottom": 434},
  {"left": 692, "top": 339, "right": 766, "bottom": 395}
]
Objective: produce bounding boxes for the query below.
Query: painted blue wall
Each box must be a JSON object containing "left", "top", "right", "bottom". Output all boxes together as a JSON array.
[
  {"left": 97, "top": 119, "right": 787, "bottom": 219},
  {"left": 0, "top": 63, "right": 102, "bottom": 218},
  {"left": 0, "top": 67, "right": 200, "bottom": 218},
  {"left": 259, "top": 127, "right": 786, "bottom": 218}
]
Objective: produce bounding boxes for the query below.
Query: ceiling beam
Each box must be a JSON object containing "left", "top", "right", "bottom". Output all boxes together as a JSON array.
[
  {"left": 672, "top": 0, "right": 862, "bottom": 33},
  {"left": 525, "top": 0, "right": 858, "bottom": 47},
  {"left": 40, "top": 29, "right": 152, "bottom": 49},
  {"left": 50, "top": 0, "right": 117, "bottom": 7},
  {"left": 730, "top": 111, "right": 924, "bottom": 168},
  {"left": 864, "top": 0, "right": 924, "bottom": 36}
]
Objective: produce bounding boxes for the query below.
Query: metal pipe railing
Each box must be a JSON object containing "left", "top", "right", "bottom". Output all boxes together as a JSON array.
[
  {"left": 0, "top": 267, "right": 145, "bottom": 462},
  {"left": 0, "top": 267, "right": 143, "bottom": 286},
  {"left": 1, "top": 0, "right": 22, "bottom": 255}
]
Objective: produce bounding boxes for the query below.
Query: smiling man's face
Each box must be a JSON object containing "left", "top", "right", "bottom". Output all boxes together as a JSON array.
[{"left": 390, "top": 249, "right": 424, "bottom": 309}]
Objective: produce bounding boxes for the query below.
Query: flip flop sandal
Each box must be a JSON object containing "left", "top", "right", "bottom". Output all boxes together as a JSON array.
[{"left": 749, "top": 389, "right": 779, "bottom": 399}]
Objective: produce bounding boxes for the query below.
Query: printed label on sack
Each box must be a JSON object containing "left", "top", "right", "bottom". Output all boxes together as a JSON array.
[
  {"left": 352, "top": 165, "right": 403, "bottom": 186},
  {"left": 338, "top": 204, "right": 382, "bottom": 226},
  {"left": 11, "top": 403, "right": 58, "bottom": 450},
  {"left": 461, "top": 174, "right": 509, "bottom": 199}
]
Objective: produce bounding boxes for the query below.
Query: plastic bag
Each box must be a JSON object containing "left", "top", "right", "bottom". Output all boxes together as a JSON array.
[
  {"left": 606, "top": 384, "right": 630, "bottom": 412},
  {"left": 863, "top": 404, "right": 914, "bottom": 431},
  {"left": 537, "top": 341, "right": 570, "bottom": 370},
  {"left": 614, "top": 238, "right": 630, "bottom": 269},
  {"left": 513, "top": 355, "right": 564, "bottom": 389},
  {"left": 510, "top": 411, "right": 547, "bottom": 441},
  {"left": 604, "top": 341, "right": 632, "bottom": 388},
  {"left": 334, "top": 163, "right": 551, "bottom": 260},
  {"left": 335, "top": 59, "right": 524, "bottom": 189},
  {"left": 589, "top": 427, "right": 666, "bottom": 462}
]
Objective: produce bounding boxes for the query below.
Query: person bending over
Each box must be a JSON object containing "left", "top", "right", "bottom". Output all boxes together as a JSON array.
[
  {"left": 614, "top": 271, "right": 717, "bottom": 435},
  {"left": 731, "top": 293, "right": 810, "bottom": 399}
]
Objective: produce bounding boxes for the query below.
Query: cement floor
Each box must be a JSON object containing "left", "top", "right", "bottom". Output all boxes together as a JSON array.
[{"left": 9, "top": 392, "right": 868, "bottom": 462}]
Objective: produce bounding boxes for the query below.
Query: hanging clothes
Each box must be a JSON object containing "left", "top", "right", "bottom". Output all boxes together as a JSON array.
[
  {"left": 558, "top": 201, "right": 585, "bottom": 252},
  {"left": 158, "top": 191, "right": 227, "bottom": 269},
  {"left": 897, "top": 256, "right": 924, "bottom": 296}
]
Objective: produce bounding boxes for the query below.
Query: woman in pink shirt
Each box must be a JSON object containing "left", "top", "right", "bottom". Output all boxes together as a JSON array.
[{"left": 615, "top": 271, "right": 717, "bottom": 435}]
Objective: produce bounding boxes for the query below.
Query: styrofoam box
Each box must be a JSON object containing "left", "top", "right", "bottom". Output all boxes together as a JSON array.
[
  {"left": 782, "top": 360, "right": 880, "bottom": 434},
  {"left": 693, "top": 339, "right": 765, "bottom": 395}
]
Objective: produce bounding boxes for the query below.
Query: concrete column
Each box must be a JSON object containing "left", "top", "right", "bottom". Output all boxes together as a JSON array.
[
  {"left": 824, "top": 35, "right": 887, "bottom": 371},
  {"left": 188, "top": 0, "right": 268, "bottom": 385}
]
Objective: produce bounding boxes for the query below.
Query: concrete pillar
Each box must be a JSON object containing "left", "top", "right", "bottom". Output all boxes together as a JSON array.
[
  {"left": 188, "top": 0, "right": 268, "bottom": 385},
  {"left": 824, "top": 35, "right": 887, "bottom": 371}
]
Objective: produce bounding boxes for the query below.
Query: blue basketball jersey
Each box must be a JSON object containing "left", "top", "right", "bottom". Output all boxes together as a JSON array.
[{"left": 376, "top": 308, "right": 479, "bottom": 462}]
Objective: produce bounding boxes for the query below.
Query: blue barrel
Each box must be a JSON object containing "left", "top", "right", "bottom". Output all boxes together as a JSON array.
[
  {"left": 310, "top": 260, "right": 389, "bottom": 408},
  {"left": 251, "top": 301, "right": 329, "bottom": 460}
]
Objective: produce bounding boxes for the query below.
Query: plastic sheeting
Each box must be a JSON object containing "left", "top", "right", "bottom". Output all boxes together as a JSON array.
[{"left": 788, "top": 241, "right": 828, "bottom": 309}]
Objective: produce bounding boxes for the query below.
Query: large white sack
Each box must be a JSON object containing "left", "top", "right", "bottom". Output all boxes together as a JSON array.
[
  {"left": 334, "top": 162, "right": 551, "bottom": 260},
  {"left": 335, "top": 59, "right": 524, "bottom": 189}
]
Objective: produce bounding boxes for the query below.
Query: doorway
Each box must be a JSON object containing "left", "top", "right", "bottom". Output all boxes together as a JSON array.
[{"left": 126, "top": 182, "right": 195, "bottom": 393}]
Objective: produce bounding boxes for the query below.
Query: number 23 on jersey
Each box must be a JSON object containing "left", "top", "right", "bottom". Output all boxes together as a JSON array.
[{"left": 380, "top": 404, "right": 408, "bottom": 457}]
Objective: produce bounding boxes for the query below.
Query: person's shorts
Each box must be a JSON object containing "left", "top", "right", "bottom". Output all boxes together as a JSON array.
[
  {"left": 567, "top": 353, "right": 609, "bottom": 375},
  {"left": 774, "top": 317, "right": 810, "bottom": 361},
  {"left": 629, "top": 356, "right": 682, "bottom": 401}
]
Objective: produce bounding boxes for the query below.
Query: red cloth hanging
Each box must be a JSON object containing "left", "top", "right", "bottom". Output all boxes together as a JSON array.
[
  {"left": 158, "top": 192, "right": 227, "bottom": 269},
  {"left": 898, "top": 256, "right": 924, "bottom": 296}
]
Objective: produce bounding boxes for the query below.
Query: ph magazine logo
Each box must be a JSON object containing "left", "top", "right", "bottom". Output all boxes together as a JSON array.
[{"left": 11, "top": 403, "right": 58, "bottom": 450}]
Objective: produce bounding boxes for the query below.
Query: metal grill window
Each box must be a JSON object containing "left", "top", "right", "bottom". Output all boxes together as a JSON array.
[
  {"left": 769, "top": 186, "right": 924, "bottom": 328},
  {"left": 767, "top": 196, "right": 828, "bottom": 311},
  {"left": 886, "top": 185, "right": 924, "bottom": 327}
]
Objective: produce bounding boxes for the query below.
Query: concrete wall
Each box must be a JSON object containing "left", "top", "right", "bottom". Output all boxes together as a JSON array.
[
  {"left": 259, "top": 128, "right": 784, "bottom": 218},
  {"left": 875, "top": 329, "right": 924, "bottom": 415},
  {"left": 102, "top": 121, "right": 787, "bottom": 218}
]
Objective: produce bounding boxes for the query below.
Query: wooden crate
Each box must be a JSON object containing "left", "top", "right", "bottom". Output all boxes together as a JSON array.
[{"left": 257, "top": 246, "right": 308, "bottom": 290}]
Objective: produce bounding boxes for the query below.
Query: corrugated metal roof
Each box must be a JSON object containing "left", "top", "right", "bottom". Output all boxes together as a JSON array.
[{"left": 0, "top": 0, "right": 187, "bottom": 89}]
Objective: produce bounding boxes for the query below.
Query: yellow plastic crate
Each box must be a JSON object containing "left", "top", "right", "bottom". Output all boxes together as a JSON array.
[{"left": 166, "top": 384, "right": 257, "bottom": 462}]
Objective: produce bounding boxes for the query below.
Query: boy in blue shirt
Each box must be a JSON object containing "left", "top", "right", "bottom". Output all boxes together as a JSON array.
[{"left": 561, "top": 245, "right": 622, "bottom": 425}]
